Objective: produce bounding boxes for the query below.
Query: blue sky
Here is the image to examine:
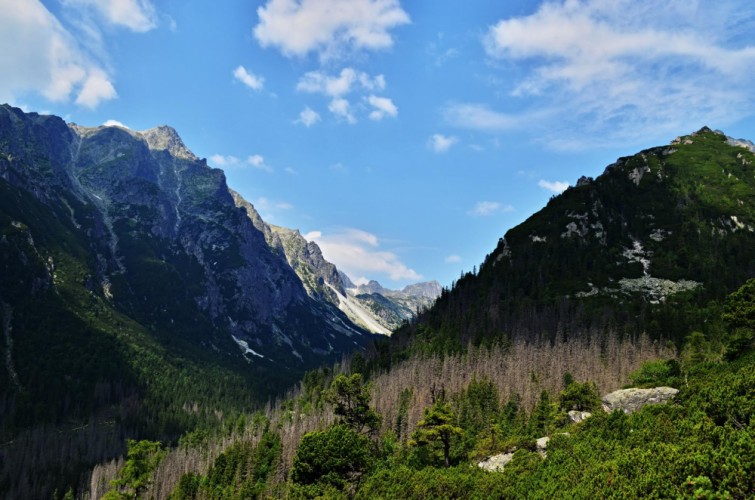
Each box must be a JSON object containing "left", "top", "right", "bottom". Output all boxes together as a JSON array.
[{"left": 3, "top": 0, "right": 755, "bottom": 288}]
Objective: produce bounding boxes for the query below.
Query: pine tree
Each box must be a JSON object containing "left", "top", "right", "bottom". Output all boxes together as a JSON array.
[{"left": 409, "top": 401, "right": 463, "bottom": 467}]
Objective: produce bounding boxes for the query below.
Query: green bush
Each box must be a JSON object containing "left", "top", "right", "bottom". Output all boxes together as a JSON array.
[{"left": 291, "top": 425, "right": 374, "bottom": 489}]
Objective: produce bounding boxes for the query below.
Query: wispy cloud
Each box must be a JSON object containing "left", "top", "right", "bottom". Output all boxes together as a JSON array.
[
  {"left": 482, "top": 0, "right": 755, "bottom": 147},
  {"left": 0, "top": 0, "right": 123, "bottom": 109},
  {"left": 444, "top": 254, "right": 461, "bottom": 263},
  {"left": 467, "top": 201, "right": 514, "bottom": 217},
  {"left": 538, "top": 179, "right": 569, "bottom": 194},
  {"left": 428, "top": 133, "right": 458, "bottom": 153},
  {"left": 233, "top": 65, "right": 264, "bottom": 91},
  {"left": 247, "top": 154, "right": 273, "bottom": 172},
  {"left": 443, "top": 103, "right": 520, "bottom": 131},
  {"left": 253, "top": 0, "right": 410, "bottom": 61},
  {"left": 256, "top": 196, "right": 292, "bottom": 211},
  {"left": 305, "top": 228, "right": 421, "bottom": 282},
  {"left": 65, "top": 0, "right": 158, "bottom": 32}
]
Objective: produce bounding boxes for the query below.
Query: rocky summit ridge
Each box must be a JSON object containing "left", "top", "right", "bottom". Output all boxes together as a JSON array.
[{"left": 0, "top": 104, "right": 378, "bottom": 375}]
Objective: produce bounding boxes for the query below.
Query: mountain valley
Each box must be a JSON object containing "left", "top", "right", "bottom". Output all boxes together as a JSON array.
[{"left": 1, "top": 108, "right": 753, "bottom": 499}]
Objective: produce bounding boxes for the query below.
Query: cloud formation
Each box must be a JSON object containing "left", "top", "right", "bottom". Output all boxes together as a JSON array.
[
  {"left": 467, "top": 201, "right": 514, "bottom": 217},
  {"left": 538, "top": 179, "right": 569, "bottom": 194},
  {"left": 65, "top": 0, "right": 158, "bottom": 32},
  {"left": 233, "top": 65, "right": 264, "bottom": 91},
  {"left": 428, "top": 133, "right": 458, "bottom": 153},
  {"left": 296, "top": 106, "right": 321, "bottom": 126},
  {"left": 296, "top": 68, "right": 393, "bottom": 123},
  {"left": 305, "top": 228, "right": 421, "bottom": 282},
  {"left": 254, "top": 0, "right": 410, "bottom": 60},
  {"left": 443, "top": 103, "right": 518, "bottom": 132},
  {"left": 0, "top": 0, "right": 119, "bottom": 108},
  {"left": 482, "top": 0, "right": 755, "bottom": 147},
  {"left": 247, "top": 154, "right": 273, "bottom": 172},
  {"left": 367, "top": 95, "right": 397, "bottom": 120},
  {"left": 209, "top": 154, "right": 239, "bottom": 167},
  {"left": 444, "top": 254, "right": 461, "bottom": 263},
  {"left": 103, "top": 119, "right": 128, "bottom": 128}
]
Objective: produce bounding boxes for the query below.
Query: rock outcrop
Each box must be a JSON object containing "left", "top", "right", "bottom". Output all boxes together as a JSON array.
[
  {"left": 567, "top": 410, "right": 592, "bottom": 423},
  {"left": 601, "top": 387, "right": 679, "bottom": 414}
]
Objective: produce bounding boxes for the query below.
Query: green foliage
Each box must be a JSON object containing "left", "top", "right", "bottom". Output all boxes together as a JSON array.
[
  {"left": 325, "top": 374, "right": 381, "bottom": 434},
  {"left": 528, "top": 390, "right": 558, "bottom": 437},
  {"left": 409, "top": 401, "right": 464, "bottom": 467},
  {"left": 629, "top": 359, "right": 680, "bottom": 387},
  {"left": 106, "top": 439, "right": 165, "bottom": 499},
  {"left": 722, "top": 278, "right": 755, "bottom": 360},
  {"left": 291, "top": 425, "right": 374, "bottom": 489},
  {"left": 558, "top": 380, "right": 601, "bottom": 412}
]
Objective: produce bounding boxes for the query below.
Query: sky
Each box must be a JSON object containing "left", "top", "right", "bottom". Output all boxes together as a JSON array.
[{"left": 2, "top": 0, "right": 755, "bottom": 289}]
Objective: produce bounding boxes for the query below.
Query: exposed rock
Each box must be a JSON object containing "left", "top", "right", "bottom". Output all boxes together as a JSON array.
[
  {"left": 601, "top": 387, "right": 679, "bottom": 414},
  {"left": 478, "top": 452, "right": 514, "bottom": 472},
  {"left": 567, "top": 410, "right": 592, "bottom": 423},
  {"left": 536, "top": 436, "right": 550, "bottom": 457}
]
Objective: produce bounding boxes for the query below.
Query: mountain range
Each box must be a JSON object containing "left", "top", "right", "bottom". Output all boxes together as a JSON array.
[{"left": 0, "top": 104, "right": 436, "bottom": 433}]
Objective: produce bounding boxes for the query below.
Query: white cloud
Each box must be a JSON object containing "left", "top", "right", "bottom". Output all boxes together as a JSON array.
[
  {"left": 482, "top": 0, "right": 755, "bottom": 146},
  {"left": 253, "top": 0, "right": 410, "bottom": 61},
  {"left": 256, "top": 197, "right": 293, "bottom": 211},
  {"left": 305, "top": 228, "right": 421, "bottom": 282},
  {"left": 328, "top": 97, "right": 355, "bottom": 123},
  {"left": 0, "top": 0, "right": 118, "bottom": 108},
  {"left": 367, "top": 95, "right": 397, "bottom": 120},
  {"left": 443, "top": 103, "right": 519, "bottom": 131},
  {"left": 296, "top": 68, "right": 392, "bottom": 123},
  {"left": 428, "top": 133, "right": 458, "bottom": 153},
  {"left": 209, "top": 154, "right": 240, "bottom": 167},
  {"left": 538, "top": 179, "right": 569, "bottom": 194},
  {"left": 296, "top": 106, "right": 321, "bottom": 127},
  {"left": 247, "top": 154, "right": 273, "bottom": 172},
  {"left": 65, "top": 0, "right": 157, "bottom": 32},
  {"left": 75, "top": 68, "right": 117, "bottom": 108},
  {"left": 444, "top": 254, "right": 461, "bottom": 263},
  {"left": 233, "top": 65, "right": 265, "bottom": 91},
  {"left": 467, "top": 201, "right": 514, "bottom": 217},
  {"left": 103, "top": 119, "right": 128, "bottom": 128}
]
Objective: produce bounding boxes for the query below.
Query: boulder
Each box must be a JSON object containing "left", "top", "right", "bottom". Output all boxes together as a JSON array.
[
  {"left": 601, "top": 387, "right": 679, "bottom": 414},
  {"left": 478, "top": 452, "right": 514, "bottom": 472},
  {"left": 567, "top": 410, "right": 592, "bottom": 423},
  {"left": 536, "top": 436, "right": 550, "bottom": 458}
]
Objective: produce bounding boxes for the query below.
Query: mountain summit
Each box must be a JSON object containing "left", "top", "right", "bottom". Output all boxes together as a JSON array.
[{"left": 398, "top": 127, "right": 755, "bottom": 346}]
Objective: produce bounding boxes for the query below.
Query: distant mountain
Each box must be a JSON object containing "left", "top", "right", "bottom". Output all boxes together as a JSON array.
[
  {"left": 230, "top": 203, "right": 441, "bottom": 335},
  {"left": 395, "top": 127, "right": 755, "bottom": 347}
]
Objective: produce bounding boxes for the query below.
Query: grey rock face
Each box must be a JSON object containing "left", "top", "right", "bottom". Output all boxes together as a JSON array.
[
  {"left": 567, "top": 410, "right": 592, "bottom": 423},
  {"left": 601, "top": 387, "right": 679, "bottom": 414},
  {"left": 478, "top": 452, "right": 515, "bottom": 472},
  {"left": 0, "top": 104, "right": 373, "bottom": 368}
]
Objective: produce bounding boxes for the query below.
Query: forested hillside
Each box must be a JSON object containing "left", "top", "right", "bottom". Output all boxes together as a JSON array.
[{"left": 392, "top": 128, "right": 755, "bottom": 351}]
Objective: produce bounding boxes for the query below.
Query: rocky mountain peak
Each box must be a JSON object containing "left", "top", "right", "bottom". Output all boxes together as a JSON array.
[{"left": 140, "top": 125, "right": 197, "bottom": 161}]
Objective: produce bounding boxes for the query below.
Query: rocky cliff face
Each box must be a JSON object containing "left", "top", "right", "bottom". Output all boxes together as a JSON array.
[{"left": 0, "top": 104, "right": 372, "bottom": 369}]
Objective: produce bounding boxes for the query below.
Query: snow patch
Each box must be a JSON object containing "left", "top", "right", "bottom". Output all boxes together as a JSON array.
[
  {"left": 231, "top": 335, "right": 264, "bottom": 358},
  {"left": 326, "top": 283, "right": 390, "bottom": 335}
]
